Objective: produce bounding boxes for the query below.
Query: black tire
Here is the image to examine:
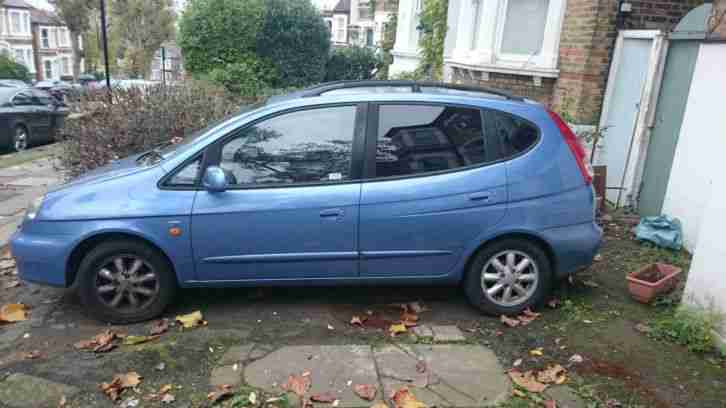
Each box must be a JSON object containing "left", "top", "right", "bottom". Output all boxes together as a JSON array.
[
  {"left": 77, "top": 239, "right": 177, "bottom": 324},
  {"left": 11, "top": 125, "right": 29, "bottom": 152},
  {"left": 464, "top": 238, "right": 551, "bottom": 316}
]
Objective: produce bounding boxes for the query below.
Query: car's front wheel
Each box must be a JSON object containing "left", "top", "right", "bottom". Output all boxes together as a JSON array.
[
  {"left": 77, "top": 239, "right": 177, "bottom": 324},
  {"left": 464, "top": 238, "right": 551, "bottom": 316}
]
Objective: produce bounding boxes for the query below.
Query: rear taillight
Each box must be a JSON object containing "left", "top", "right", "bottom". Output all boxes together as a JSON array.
[{"left": 547, "top": 110, "right": 593, "bottom": 185}]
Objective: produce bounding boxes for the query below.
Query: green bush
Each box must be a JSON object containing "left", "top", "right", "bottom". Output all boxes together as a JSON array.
[
  {"left": 179, "top": 0, "right": 329, "bottom": 91},
  {"left": 60, "top": 80, "right": 246, "bottom": 178},
  {"left": 208, "top": 57, "right": 279, "bottom": 97},
  {"left": 650, "top": 307, "right": 722, "bottom": 353},
  {"left": 0, "top": 54, "right": 31, "bottom": 81},
  {"left": 325, "top": 46, "right": 381, "bottom": 82}
]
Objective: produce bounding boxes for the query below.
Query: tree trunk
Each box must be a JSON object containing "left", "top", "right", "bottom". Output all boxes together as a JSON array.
[{"left": 70, "top": 29, "right": 81, "bottom": 81}]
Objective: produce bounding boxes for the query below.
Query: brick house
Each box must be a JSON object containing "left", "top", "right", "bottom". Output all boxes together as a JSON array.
[
  {"left": 390, "top": 0, "right": 704, "bottom": 125},
  {"left": 30, "top": 7, "right": 82, "bottom": 81},
  {"left": 0, "top": 0, "right": 36, "bottom": 77}
]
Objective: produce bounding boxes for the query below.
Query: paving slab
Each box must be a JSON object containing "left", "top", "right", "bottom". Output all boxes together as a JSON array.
[
  {"left": 545, "top": 386, "right": 588, "bottom": 408},
  {"left": 0, "top": 373, "right": 79, "bottom": 408},
  {"left": 374, "top": 345, "right": 509, "bottom": 407},
  {"left": 431, "top": 325, "right": 466, "bottom": 342},
  {"left": 412, "top": 325, "right": 434, "bottom": 339},
  {"left": 245, "top": 345, "right": 378, "bottom": 407}
]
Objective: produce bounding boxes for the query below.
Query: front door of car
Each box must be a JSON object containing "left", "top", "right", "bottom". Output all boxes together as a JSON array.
[
  {"left": 359, "top": 103, "right": 508, "bottom": 278},
  {"left": 11, "top": 91, "right": 44, "bottom": 141},
  {"left": 190, "top": 104, "right": 365, "bottom": 282}
]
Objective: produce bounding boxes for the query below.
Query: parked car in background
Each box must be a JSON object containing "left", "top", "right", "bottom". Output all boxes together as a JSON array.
[
  {"left": 0, "top": 79, "right": 29, "bottom": 88},
  {"left": 34, "top": 80, "right": 81, "bottom": 102},
  {"left": 0, "top": 87, "right": 68, "bottom": 152},
  {"left": 9, "top": 81, "right": 602, "bottom": 323}
]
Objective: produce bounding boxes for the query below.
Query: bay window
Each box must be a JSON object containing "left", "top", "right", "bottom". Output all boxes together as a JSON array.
[{"left": 447, "top": 0, "right": 565, "bottom": 77}]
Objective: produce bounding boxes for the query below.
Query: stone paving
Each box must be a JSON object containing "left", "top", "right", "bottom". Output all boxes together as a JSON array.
[{"left": 0, "top": 153, "right": 64, "bottom": 246}]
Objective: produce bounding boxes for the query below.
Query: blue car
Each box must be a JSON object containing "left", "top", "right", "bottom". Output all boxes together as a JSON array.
[{"left": 10, "top": 81, "right": 602, "bottom": 323}]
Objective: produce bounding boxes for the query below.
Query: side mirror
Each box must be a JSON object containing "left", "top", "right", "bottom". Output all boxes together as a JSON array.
[{"left": 202, "top": 166, "right": 228, "bottom": 193}]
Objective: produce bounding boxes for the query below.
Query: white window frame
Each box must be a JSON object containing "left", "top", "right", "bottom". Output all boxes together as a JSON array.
[
  {"left": 8, "top": 9, "right": 30, "bottom": 36},
  {"left": 11, "top": 45, "right": 35, "bottom": 73},
  {"left": 61, "top": 55, "right": 71, "bottom": 76},
  {"left": 42, "top": 57, "right": 59, "bottom": 80},
  {"left": 446, "top": 0, "right": 565, "bottom": 77},
  {"left": 40, "top": 27, "right": 51, "bottom": 48},
  {"left": 333, "top": 15, "right": 348, "bottom": 43}
]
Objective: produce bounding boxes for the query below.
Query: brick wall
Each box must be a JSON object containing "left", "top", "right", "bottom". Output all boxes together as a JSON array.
[{"left": 451, "top": 68, "right": 557, "bottom": 105}]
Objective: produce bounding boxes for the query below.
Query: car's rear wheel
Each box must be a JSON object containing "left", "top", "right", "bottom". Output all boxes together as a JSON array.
[
  {"left": 11, "top": 125, "right": 28, "bottom": 152},
  {"left": 464, "top": 238, "right": 551, "bottom": 316},
  {"left": 77, "top": 239, "right": 177, "bottom": 324}
]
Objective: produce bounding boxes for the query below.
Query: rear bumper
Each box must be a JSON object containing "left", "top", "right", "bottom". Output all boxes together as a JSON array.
[{"left": 541, "top": 221, "right": 603, "bottom": 278}]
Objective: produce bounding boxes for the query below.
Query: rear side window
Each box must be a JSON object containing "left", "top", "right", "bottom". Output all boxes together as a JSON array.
[
  {"left": 374, "top": 104, "right": 490, "bottom": 178},
  {"left": 488, "top": 110, "right": 538, "bottom": 160}
]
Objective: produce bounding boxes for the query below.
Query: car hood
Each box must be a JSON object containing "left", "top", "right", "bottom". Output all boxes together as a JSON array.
[{"left": 48, "top": 153, "right": 159, "bottom": 193}]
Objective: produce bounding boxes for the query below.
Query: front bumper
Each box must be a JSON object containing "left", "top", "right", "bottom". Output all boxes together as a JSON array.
[{"left": 9, "top": 225, "right": 73, "bottom": 287}]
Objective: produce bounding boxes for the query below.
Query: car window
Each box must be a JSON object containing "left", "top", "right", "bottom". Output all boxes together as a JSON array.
[
  {"left": 220, "top": 106, "right": 357, "bottom": 186},
  {"left": 31, "top": 89, "right": 54, "bottom": 106},
  {"left": 488, "top": 110, "right": 539, "bottom": 159},
  {"left": 374, "top": 104, "right": 489, "bottom": 178},
  {"left": 167, "top": 158, "right": 201, "bottom": 186},
  {"left": 12, "top": 92, "right": 34, "bottom": 106}
]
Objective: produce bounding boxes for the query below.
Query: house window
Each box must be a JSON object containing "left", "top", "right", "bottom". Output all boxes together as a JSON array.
[
  {"left": 10, "top": 12, "right": 21, "bottom": 34},
  {"left": 366, "top": 28, "right": 374, "bottom": 46},
  {"left": 44, "top": 60, "right": 53, "bottom": 79},
  {"left": 334, "top": 16, "right": 346, "bottom": 42},
  {"left": 41, "top": 29, "right": 49, "bottom": 48},
  {"left": 25, "top": 49, "right": 34, "bottom": 72},
  {"left": 500, "top": 0, "right": 549, "bottom": 56},
  {"left": 62, "top": 56, "right": 71, "bottom": 76},
  {"left": 359, "top": 3, "right": 373, "bottom": 19}
]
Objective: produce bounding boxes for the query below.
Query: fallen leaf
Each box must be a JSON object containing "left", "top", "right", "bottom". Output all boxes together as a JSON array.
[
  {"left": 407, "top": 301, "right": 429, "bottom": 314},
  {"left": 582, "top": 280, "right": 599, "bottom": 288},
  {"left": 311, "top": 392, "right": 337, "bottom": 403},
  {"left": 400, "top": 312, "right": 419, "bottom": 327},
  {"left": 150, "top": 319, "right": 169, "bottom": 335},
  {"left": 391, "top": 388, "right": 426, "bottom": 408},
  {"left": 74, "top": 330, "right": 119, "bottom": 353},
  {"left": 122, "top": 335, "right": 160, "bottom": 346},
  {"left": 155, "top": 362, "right": 166, "bottom": 371},
  {"left": 500, "top": 315, "right": 520, "bottom": 328},
  {"left": 415, "top": 360, "right": 427, "bottom": 373},
  {"left": 327, "top": 324, "right": 335, "bottom": 331},
  {"left": 99, "top": 372, "right": 142, "bottom": 401},
  {"left": 536, "top": 365, "right": 567, "bottom": 385},
  {"left": 634, "top": 323, "right": 652, "bottom": 334},
  {"left": 529, "top": 348, "right": 544, "bottom": 357},
  {"left": 512, "top": 358, "right": 523, "bottom": 367},
  {"left": 568, "top": 354, "right": 584, "bottom": 364},
  {"left": 283, "top": 373, "right": 311, "bottom": 397},
  {"left": 353, "top": 384, "right": 377, "bottom": 401},
  {"left": 22, "top": 350, "right": 43, "bottom": 359},
  {"left": 0, "top": 303, "right": 29, "bottom": 322},
  {"left": 332, "top": 399, "right": 340, "bottom": 407},
  {"left": 544, "top": 400, "right": 557, "bottom": 408},
  {"left": 176, "top": 311, "right": 206, "bottom": 329},
  {"left": 350, "top": 316, "right": 364, "bottom": 326},
  {"left": 507, "top": 369, "right": 546, "bottom": 393},
  {"left": 389, "top": 323, "right": 407, "bottom": 336},
  {"left": 57, "top": 395, "right": 67, "bottom": 408},
  {"left": 511, "top": 389, "right": 526, "bottom": 398},
  {"left": 161, "top": 393, "right": 175, "bottom": 403},
  {"left": 249, "top": 391, "right": 257, "bottom": 404},
  {"left": 207, "top": 384, "right": 234, "bottom": 403},
  {"left": 605, "top": 399, "right": 623, "bottom": 408}
]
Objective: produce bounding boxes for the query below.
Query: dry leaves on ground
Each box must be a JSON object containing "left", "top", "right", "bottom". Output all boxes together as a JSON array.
[
  {"left": 507, "top": 369, "right": 547, "bottom": 393},
  {"left": 529, "top": 348, "right": 544, "bottom": 357},
  {"left": 500, "top": 309, "right": 541, "bottom": 328},
  {"left": 99, "top": 372, "right": 142, "bottom": 401},
  {"left": 391, "top": 388, "right": 427, "bottom": 408},
  {"left": 207, "top": 384, "right": 234, "bottom": 404},
  {"left": 544, "top": 400, "right": 557, "bottom": 408},
  {"left": 145, "top": 384, "right": 175, "bottom": 402},
  {"left": 22, "top": 350, "right": 43, "bottom": 359},
  {"left": 122, "top": 335, "right": 160, "bottom": 346},
  {"left": 536, "top": 365, "right": 567, "bottom": 385},
  {"left": 388, "top": 323, "right": 407, "bottom": 336},
  {"left": 353, "top": 384, "right": 377, "bottom": 401},
  {"left": 0, "top": 303, "right": 29, "bottom": 323},
  {"left": 371, "top": 402, "right": 389, "bottom": 408},
  {"left": 176, "top": 310, "right": 206, "bottom": 329},
  {"left": 310, "top": 392, "right": 337, "bottom": 403},
  {"left": 350, "top": 316, "right": 364, "bottom": 326},
  {"left": 282, "top": 372, "right": 311, "bottom": 397},
  {"left": 150, "top": 319, "right": 170, "bottom": 335},
  {"left": 74, "top": 330, "right": 120, "bottom": 353}
]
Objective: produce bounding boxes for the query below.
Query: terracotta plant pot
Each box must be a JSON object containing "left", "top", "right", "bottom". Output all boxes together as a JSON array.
[{"left": 627, "top": 263, "right": 682, "bottom": 303}]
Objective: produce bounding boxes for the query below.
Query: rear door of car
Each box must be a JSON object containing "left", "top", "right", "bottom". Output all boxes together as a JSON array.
[
  {"left": 358, "top": 102, "right": 508, "bottom": 278},
  {"left": 29, "top": 89, "right": 56, "bottom": 142}
]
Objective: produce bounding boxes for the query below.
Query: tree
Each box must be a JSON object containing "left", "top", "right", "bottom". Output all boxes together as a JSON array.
[
  {"left": 179, "top": 0, "right": 330, "bottom": 90},
  {"left": 0, "top": 54, "right": 31, "bottom": 81},
  {"left": 55, "top": 0, "right": 95, "bottom": 81},
  {"left": 112, "top": 0, "right": 175, "bottom": 78}
]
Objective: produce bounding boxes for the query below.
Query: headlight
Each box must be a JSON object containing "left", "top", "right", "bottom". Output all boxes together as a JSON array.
[{"left": 25, "top": 196, "right": 45, "bottom": 221}]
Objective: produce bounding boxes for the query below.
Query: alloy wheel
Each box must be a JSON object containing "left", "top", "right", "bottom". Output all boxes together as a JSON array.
[
  {"left": 13, "top": 127, "right": 27, "bottom": 151},
  {"left": 94, "top": 255, "right": 160, "bottom": 312},
  {"left": 480, "top": 250, "right": 539, "bottom": 307}
]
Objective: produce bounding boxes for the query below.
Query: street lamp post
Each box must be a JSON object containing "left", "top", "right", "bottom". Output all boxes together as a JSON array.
[{"left": 99, "top": 0, "right": 112, "bottom": 94}]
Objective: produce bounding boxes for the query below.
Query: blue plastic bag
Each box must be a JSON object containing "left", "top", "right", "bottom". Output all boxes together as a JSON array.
[{"left": 634, "top": 215, "right": 683, "bottom": 250}]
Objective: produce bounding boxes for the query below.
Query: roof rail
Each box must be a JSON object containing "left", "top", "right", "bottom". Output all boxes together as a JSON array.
[{"left": 298, "top": 80, "right": 524, "bottom": 101}]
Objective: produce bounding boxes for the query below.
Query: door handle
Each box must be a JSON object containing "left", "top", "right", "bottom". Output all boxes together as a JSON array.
[
  {"left": 320, "top": 208, "right": 344, "bottom": 218},
  {"left": 469, "top": 192, "right": 491, "bottom": 201}
]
